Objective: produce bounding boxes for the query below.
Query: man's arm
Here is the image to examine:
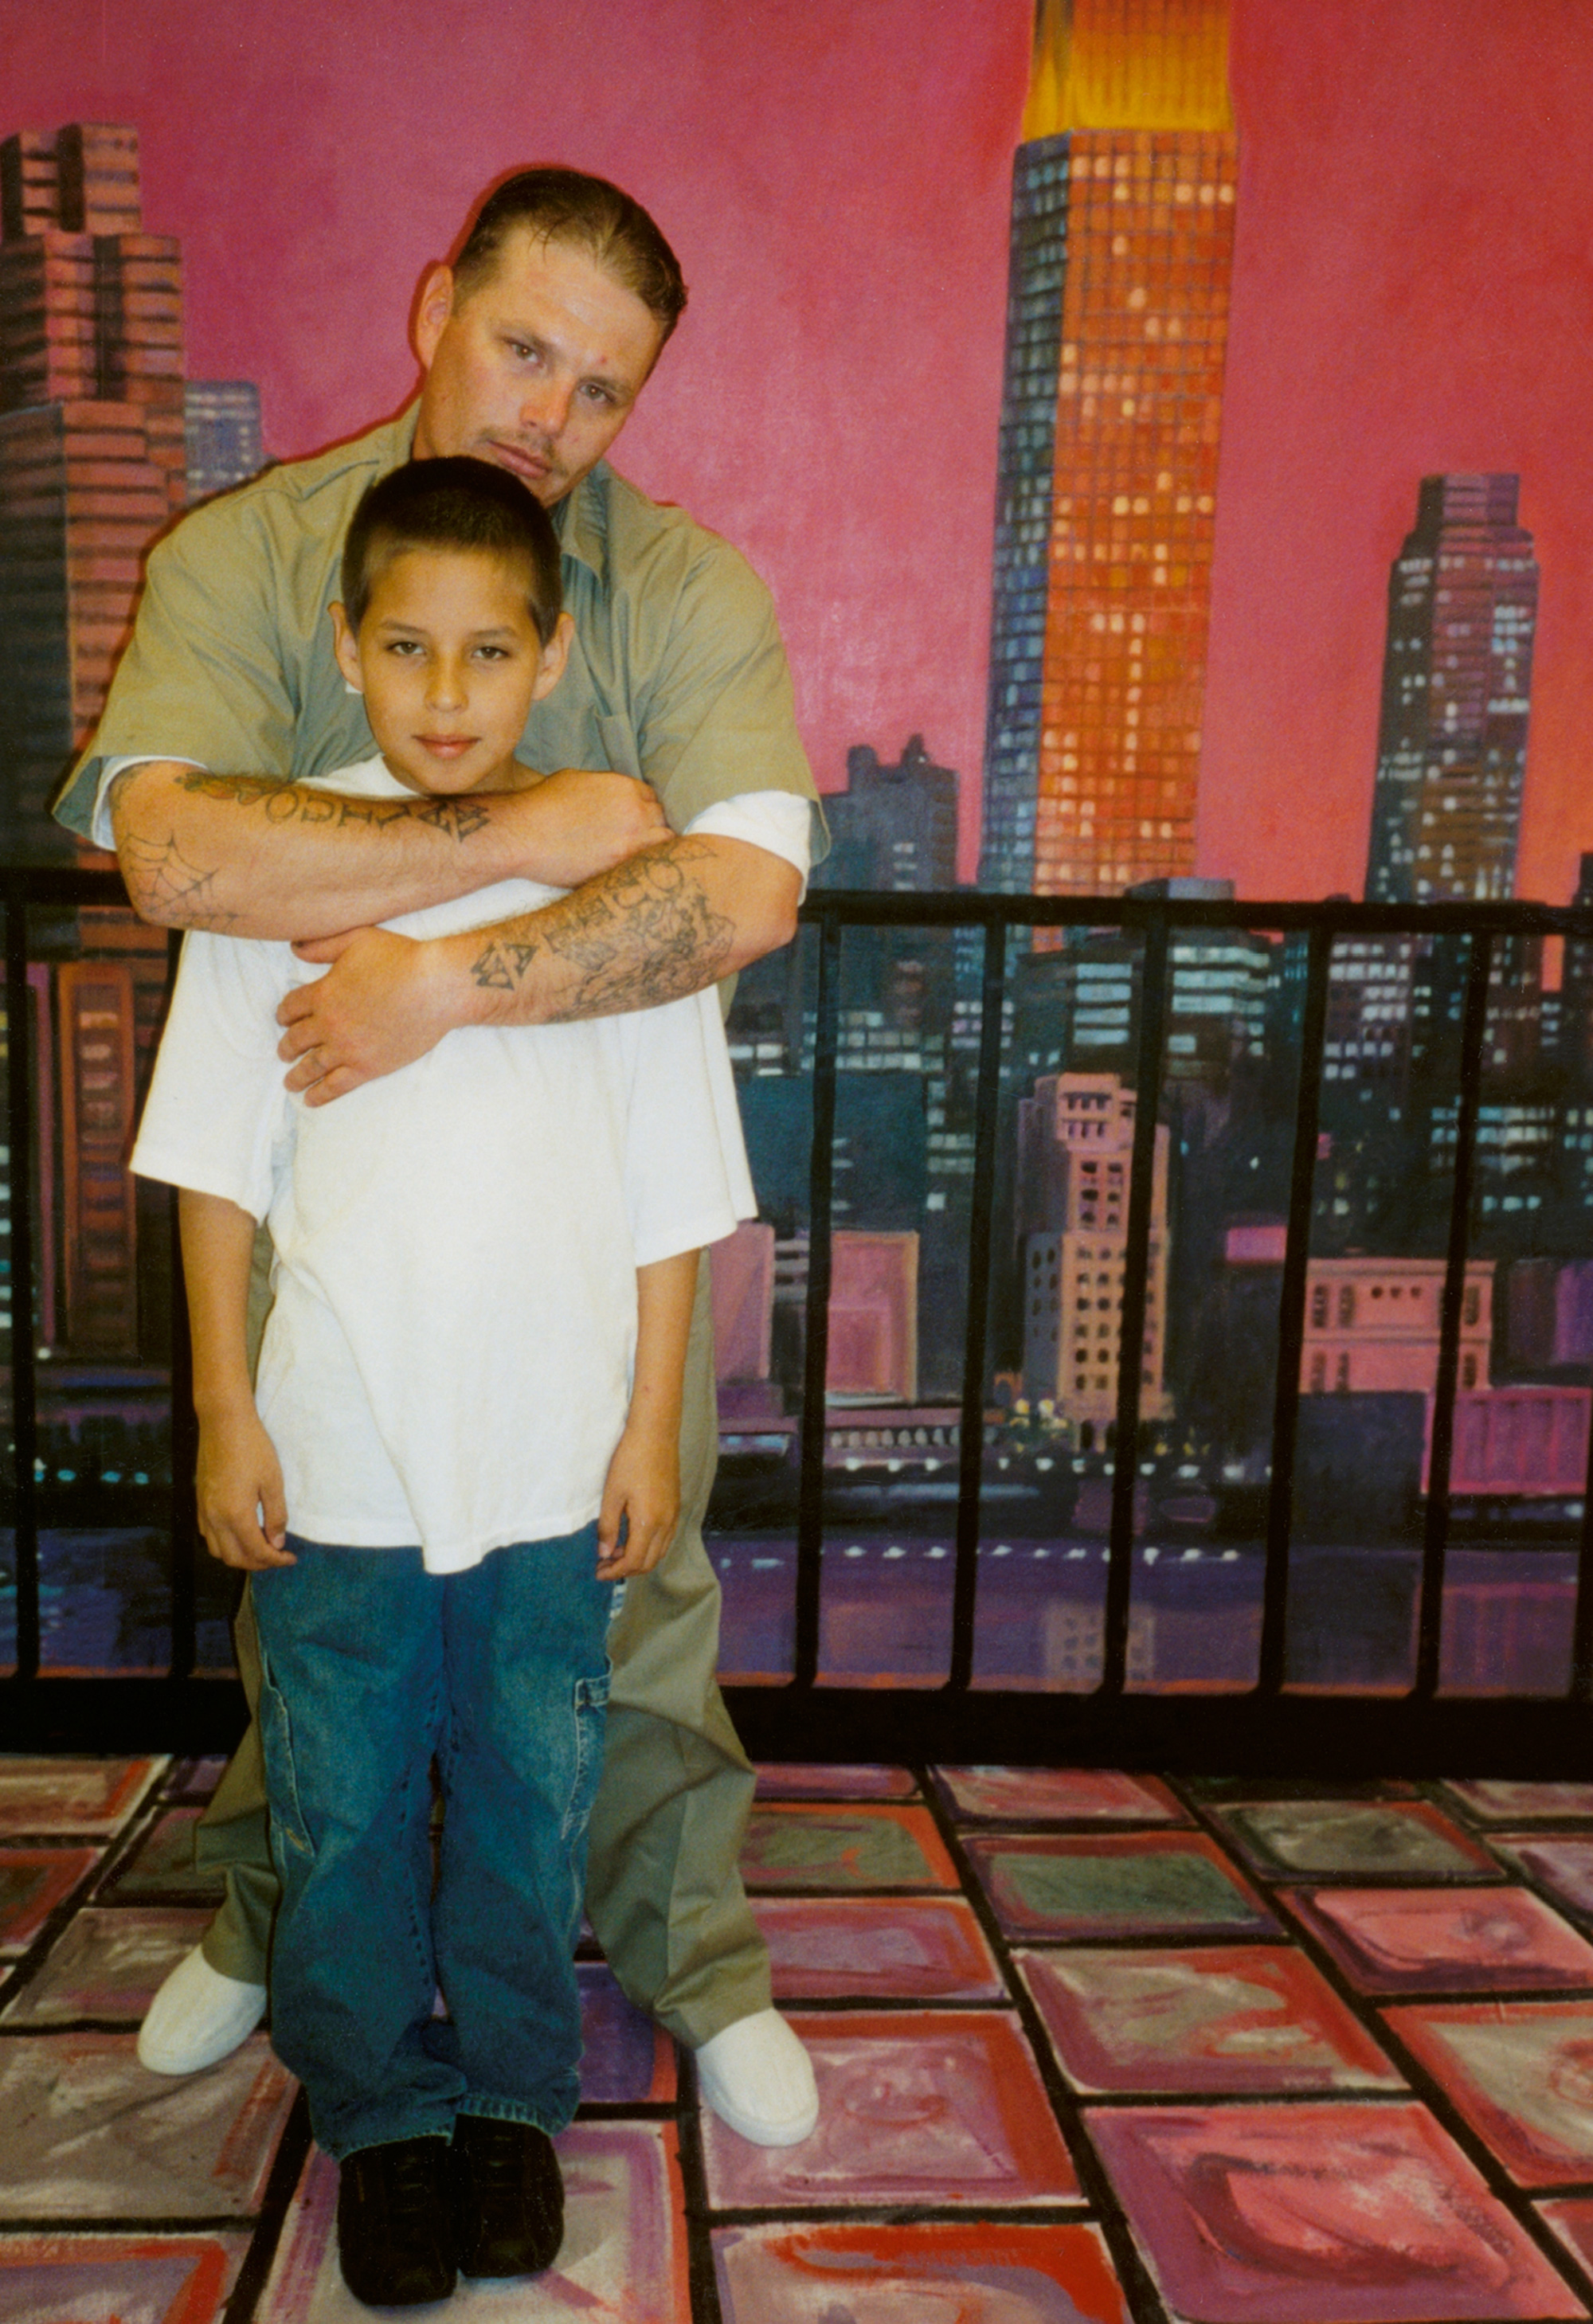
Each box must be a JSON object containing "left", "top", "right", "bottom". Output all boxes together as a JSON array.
[
  {"left": 276, "top": 831, "right": 799, "bottom": 1103},
  {"left": 110, "top": 759, "right": 671, "bottom": 940}
]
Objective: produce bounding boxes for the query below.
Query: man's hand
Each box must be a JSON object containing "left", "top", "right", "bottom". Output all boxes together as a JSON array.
[
  {"left": 278, "top": 928, "right": 456, "bottom": 1104},
  {"left": 597, "top": 1421, "right": 681, "bottom": 1580},
  {"left": 195, "top": 1401, "right": 293, "bottom": 1571},
  {"left": 514, "top": 768, "right": 670, "bottom": 886}
]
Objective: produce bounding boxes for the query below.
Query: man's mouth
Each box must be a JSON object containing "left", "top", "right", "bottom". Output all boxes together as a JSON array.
[{"left": 487, "top": 439, "right": 555, "bottom": 486}]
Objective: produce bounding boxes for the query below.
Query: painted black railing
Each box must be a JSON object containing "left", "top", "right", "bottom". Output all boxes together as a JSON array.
[{"left": 4, "top": 867, "right": 1593, "bottom": 1773}]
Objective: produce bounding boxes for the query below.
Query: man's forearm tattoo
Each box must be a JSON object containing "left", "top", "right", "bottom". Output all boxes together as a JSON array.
[
  {"left": 119, "top": 832, "right": 240, "bottom": 932},
  {"left": 173, "top": 769, "right": 491, "bottom": 841},
  {"left": 470, "top": 843, "right": 736, "bottom": 1015}
]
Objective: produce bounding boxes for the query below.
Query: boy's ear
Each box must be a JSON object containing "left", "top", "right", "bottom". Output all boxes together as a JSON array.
[
  {"left": 329, "top": 602, "right": 363, "bottom": 692},
  {"left": 532, "top": 610, "right": 575, "bottom": 703}
]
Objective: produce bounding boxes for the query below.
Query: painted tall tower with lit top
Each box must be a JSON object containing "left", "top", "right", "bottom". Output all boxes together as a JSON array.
[{"left": 980, "top": 0, "right": 1236, "bottom": 902}]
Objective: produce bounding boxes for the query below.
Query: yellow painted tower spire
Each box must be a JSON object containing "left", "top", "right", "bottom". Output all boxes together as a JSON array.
[{"left": 1024, "top": 0, "right": 1232, "bottom": 139}]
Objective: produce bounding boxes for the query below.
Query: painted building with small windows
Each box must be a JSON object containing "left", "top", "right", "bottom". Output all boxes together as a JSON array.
[
  {"left": 1364, "top": 473, "right": 1538, "bottom": 906},
  {"left": 977, "top": 0, "right": 1237, "bottom": 902},
  {"left": 1298, "top": 1255, "right": 1493, "bottom": 1398},
  {"left": 1016, "top": 1072, "right": 1171, "bottom": 1425}
]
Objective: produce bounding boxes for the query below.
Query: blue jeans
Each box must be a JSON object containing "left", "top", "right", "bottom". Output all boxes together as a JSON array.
[{"left": 252, "top": 1528, "right": 612, "bottom": 2161}]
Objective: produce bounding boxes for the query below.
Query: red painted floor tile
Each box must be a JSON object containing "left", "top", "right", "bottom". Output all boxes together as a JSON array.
[
  {"left": 1089, "top": 2099, "right": 1587, "bottom": 2321},
  {"left": 0, "top": 1759, "right": 163, "bottom": 1838},
  {"left": 714, "top": 2219, "right": 1129, "bottom": 2323},
  {"left": 1387, "top": 2000, "right": 1593, "bottom": 2186},
  {"left": 1495, "top": 1835, "right": 1593, "bottom": 1923},
  {"left": 739, "top": 1802, "right": 961, "bottom": 1890},
  {"left": 0, "top": 2232, "right": 250, "bottom": 2324},
  {"left": 932, "top": 1766, "right": 1185, "bottom": 1825},
  {"left": 0, "top": 1849, "right": 103, "bottom": 1953},
  {"left": 754, "top": 1762, "right": 919, "bottom": 1799},
  {"left": 699, "top": 2009, "right": 1079, "bottom": 2209},
  {"left": 753, "top": 1893, "right": 1006, "bottom": 2000},
  {"left": 1286, "top": 1885, "right": 1593, "bottom": 1995},
  {"left": 1442, "top": 1782, "right": 1593, "bottom": 1825},
  {"left": 1020, "top": 1943, "right": 1404, "bottom": 2095}
]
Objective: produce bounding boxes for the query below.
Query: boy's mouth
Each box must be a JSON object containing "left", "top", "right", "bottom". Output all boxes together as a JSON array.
[{"left": 417, "top": 734, "right": 479, "bottom": 759}]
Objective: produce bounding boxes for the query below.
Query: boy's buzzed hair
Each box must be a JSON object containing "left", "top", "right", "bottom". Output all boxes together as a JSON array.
[
  {"left": 342, "top": 456, "right": 564, "bottom": 642},
  {"left": 452, "top": 166, "right": 687, "bottom": 346}
]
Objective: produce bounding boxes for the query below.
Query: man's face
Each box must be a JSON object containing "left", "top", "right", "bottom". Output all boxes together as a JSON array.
[
  {"left": 413, "top": 231, "right": 665, "bottom": 505},
  {"left": 331, "top": 547, "right": 570, "bottom": 796}
]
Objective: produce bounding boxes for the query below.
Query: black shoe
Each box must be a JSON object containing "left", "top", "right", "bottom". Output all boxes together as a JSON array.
[
  {"left": 449, "top": 2115, "right": 563, "bottom": 2278},
  {"left": 337, "top": 2136, "right": 456, "bottom": 2307}
]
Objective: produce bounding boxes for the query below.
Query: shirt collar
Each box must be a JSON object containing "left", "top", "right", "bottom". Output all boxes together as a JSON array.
[{"left": 551, "top": 462, "right": 609, "bottom": 582}]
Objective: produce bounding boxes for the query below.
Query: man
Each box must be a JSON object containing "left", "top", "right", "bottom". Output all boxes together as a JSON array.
[{"left": 54, "top": 167, "right": 822, "bottom": 2150}]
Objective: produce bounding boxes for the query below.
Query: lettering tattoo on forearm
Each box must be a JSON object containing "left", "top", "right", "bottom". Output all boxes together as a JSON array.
[
  {"left": 470, "top": 843, "right": 736, "bottom": 1015},
  {"left": 172, "top": 769, "right": 491, "bottom": 841}
]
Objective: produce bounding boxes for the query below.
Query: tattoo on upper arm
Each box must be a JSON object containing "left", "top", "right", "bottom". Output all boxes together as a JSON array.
[
  {"left": 172, "top": 769, "right": 491, "bottom": 841},
  {"left": 468, "top": 842, "right": 735, "bottom": 1014}
]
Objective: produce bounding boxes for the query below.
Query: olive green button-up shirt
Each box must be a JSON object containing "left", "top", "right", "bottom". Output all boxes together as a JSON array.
[{"left": 53, "top": 408, "right": 821, "bottom": 848}]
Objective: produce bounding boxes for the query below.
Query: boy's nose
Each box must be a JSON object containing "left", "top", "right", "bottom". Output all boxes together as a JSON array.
[{"left": 425, "top": 658, "right": 468, "bottom": 709}]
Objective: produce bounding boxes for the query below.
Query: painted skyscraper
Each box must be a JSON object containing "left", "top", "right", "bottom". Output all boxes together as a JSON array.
[
  {"left": 980, "top": 0, "right": 1236, "bottom": 900},
  {"left": 1364, "top": 473, "right": 1538, "bottom": 903},
  {"left": 0, "top": 123, "right": 188, "bottom": 859}
]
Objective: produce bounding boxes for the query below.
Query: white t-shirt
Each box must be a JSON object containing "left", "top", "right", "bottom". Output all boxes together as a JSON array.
[{"left": 131, "top": 754, "right": 757, "bottom": 1574}]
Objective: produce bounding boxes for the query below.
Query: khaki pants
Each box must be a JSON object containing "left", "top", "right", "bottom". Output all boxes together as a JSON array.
[{"left": 194, "top": 1263, "right": 770, "bottom": 2051}]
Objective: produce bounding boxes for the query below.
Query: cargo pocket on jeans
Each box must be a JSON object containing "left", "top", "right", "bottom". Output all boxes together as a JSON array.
[
  {"left": 256, "top": 1650, "right": 315, "bottom": 1866},
  {"left": 560, "top": 1669, "right": 611, "bottom": 1848}
]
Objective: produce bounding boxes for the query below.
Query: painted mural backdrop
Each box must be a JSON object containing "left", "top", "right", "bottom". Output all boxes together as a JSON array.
[{"left": 0, "top": 0, "right": 1590, "bottom": 1686}]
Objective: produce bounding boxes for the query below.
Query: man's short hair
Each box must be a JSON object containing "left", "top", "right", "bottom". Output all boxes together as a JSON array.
[
  {"left": 341, "top": 457, "right": 564, "bottom": 643},
  {"left": 452, "top": 166, "right": 687, "bottom": 346}
]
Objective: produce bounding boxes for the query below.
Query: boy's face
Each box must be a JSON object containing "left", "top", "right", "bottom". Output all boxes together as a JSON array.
[{"left": 331, "top": 547, "right": 570, "bottom": 796}]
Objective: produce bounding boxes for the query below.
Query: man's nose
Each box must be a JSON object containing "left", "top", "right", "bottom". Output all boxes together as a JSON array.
[{"left": 519, "top": 374, "right": 575, "bottom": 439}]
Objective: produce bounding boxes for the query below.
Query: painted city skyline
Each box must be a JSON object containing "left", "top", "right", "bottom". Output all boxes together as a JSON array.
[
  {"left": 11, "top": 0, "right": 1593, "bottom": 906},
  {"left": 2, "top": 0, "right": 1591, "bottom": 1693}
]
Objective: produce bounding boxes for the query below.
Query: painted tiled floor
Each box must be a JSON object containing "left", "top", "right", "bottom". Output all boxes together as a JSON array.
[{"left": 10, "top": 1761, "right": 1593, "bottom": 2319}]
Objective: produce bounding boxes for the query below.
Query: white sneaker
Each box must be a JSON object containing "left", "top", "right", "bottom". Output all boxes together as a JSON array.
[
  {"left": 694, "top": 2008, "right": 819, "bottom": 2146},
  {"left": 137, "top": 1946, "right": 267, "bottom": 2075}
]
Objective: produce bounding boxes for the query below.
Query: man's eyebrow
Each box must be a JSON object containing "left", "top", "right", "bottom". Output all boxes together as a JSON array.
[{"left": 499, "top": 323, "right": 634, "bottom": 390}]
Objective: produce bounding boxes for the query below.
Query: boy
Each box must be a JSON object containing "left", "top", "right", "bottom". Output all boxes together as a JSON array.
[{"left": 131, "top": 458, "right": 754, "bottom": 2306}]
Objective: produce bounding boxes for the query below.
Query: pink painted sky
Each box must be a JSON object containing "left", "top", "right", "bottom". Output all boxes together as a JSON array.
[{"left": 9, "top": 0, "right": 1593, "bottom": 899}]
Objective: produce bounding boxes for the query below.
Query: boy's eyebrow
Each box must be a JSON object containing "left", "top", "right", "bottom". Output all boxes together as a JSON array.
[{"left": 371, "top": 616, "right": 526, "bottom": 641}]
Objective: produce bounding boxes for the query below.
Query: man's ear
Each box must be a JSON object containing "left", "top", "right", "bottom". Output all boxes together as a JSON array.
[
  {"left": 414, "top": 263, "right": 456, "bottom": 371},
  {"left": 329, "top": 602, "right": 363, "bottom": 692},
  {"left": 532, "top": 610, "right": 575, "bottom": 703}
]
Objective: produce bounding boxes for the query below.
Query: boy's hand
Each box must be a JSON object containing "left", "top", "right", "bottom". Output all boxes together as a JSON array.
[
  {"left": 597, "top": 1423, "right": 680, "bottom": 1580},
  {"left": 278, "top": 927, "right": 454, "bottom": 1103},
  {"left": 196, "top": 1403, "right": 294, "bottom": 1570},
  {"left": 516, "top": 769, "right": 670, "bottom": 887}
]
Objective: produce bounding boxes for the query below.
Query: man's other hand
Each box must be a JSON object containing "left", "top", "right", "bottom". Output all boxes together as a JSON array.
[
  {"left": 278, "top": 927, "right": 454, "bottom": 1104},
  {"left": 517, "top": 768, "right": 669, "bottom": 886}
]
